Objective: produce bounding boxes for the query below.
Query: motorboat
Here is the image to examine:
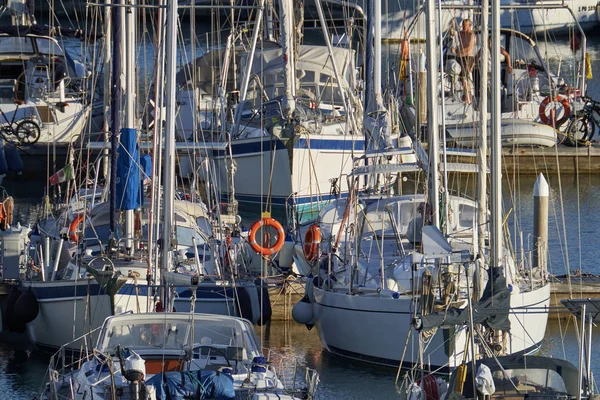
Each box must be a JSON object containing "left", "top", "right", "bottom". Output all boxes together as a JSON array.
[{"left": 43, "top": 313, "right": 319, "bottom": 400}]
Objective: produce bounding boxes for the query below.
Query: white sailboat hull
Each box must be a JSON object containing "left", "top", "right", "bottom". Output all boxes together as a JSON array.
[
  {"left": 26, "top": 280, "right": 249, "bottom": 351},
  {"left": 214, "top": 134, "right": 364, "bottom": 209},
  {"left": 312, "top": 283, "right": 550, "bottom": 370}
]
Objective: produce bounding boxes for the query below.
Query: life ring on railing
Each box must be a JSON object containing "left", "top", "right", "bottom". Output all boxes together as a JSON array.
[
  {"left": 539, "top": 95, "right": 571, "bottom": 127},
  {"left": 68, "top": 214, "right": 85, "bottom": 242},
  {"left": 248, "top": 217, "right": 285, "bottom": 256},
  {"left": 303, "top": 224, "right": 321, "bottom": 263}
]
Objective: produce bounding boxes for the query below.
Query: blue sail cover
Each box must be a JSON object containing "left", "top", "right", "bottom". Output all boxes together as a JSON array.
[
  {"left": 116, "top": 127, "right": 141, "bottom": 210},
  {"left": 145, "top": 370, "right": 235, "bottom": 400}
]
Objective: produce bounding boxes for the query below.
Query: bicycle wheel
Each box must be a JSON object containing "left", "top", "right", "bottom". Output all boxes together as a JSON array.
[
  {"left": 15, "top": 120, "right": 41, "bottom": 145},
  {"left": 564, "top": 115, "right": 595, "bottom": 146}
]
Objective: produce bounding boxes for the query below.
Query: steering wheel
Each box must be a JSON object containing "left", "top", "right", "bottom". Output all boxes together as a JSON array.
[{"left": 191, "top": 345, "right": 232, "bottom": 367}]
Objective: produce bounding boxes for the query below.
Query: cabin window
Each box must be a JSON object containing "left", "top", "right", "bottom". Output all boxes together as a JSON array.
[
  {"left": 176, "top": 226, "right": 205, "bottom": 247},
  {"left": 458, "top": 204, "right": 475, "bottom": 228},
  {"left": 0, "top": 37, "right": 34, "bottom": 54},
  {"left": 35, "top": 38, "right": 65, "bottom": 57}
]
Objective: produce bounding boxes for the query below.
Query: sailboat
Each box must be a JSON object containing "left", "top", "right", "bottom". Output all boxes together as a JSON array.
[
  {"left": 291, "top": 0, "right": 550, "bottom": 371},
  {"left": 437, "top": 24, "right": 587, "bottom": 148},
  {"left": 9, "top": 0, "right": 268, "bottom": 351},
  {"left": 0, "top": 0, "right": 94, "bottom": 172},
  {"left": 171, "top": 0, "right": 399, "bottom": 217},
  {"left": 42, "top": 313, "right": 320, "bottom": 400}
]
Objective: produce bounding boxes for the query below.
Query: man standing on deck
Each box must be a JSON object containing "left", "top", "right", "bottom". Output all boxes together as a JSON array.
[{"left": 457, "top": 18, "right": 476, "bottom": 104}]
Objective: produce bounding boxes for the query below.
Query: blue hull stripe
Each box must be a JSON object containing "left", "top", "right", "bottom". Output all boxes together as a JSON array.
[
  {"left": 30, "top": 283, "right": 236, "bottom": 300},
  {"left": 224, "top": 191, "right": 349, "bottom": 207},
  {"left": 213, "top": 136, "right": 366, "bottom": 157}
]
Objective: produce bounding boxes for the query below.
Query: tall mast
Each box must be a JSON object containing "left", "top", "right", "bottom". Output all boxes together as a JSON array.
[
  {"left": 162, "top": 0, "right": 177, "bottom": 274},
  {"left": 477, "top": 0, "right": 490, "bottom": 295},
  {"left": 109, "top": 0, "right": 124, "bottom": 234},
  {"left": 124, "top": 0, "right": 137, "bottom": 250},
  {"left": 102, "top": 0, "right": 112, "bottom": 183},
  {"left": 491, "top": 0, "right": 502, "bottom": 274},
  {"left": 425, "top": 0, "right": 440, "bottom": 228},
  {"left": 279, "top": 0, "right": 296, "bottom": 120},
  {"left": 373, "top": 0, "right": 382, "bottom": 108}
]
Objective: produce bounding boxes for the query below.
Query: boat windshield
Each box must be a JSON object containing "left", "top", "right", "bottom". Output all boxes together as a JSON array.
[
  {"left": 492, "top": 368, "right": 570, "bottom": 395},
  {"left": 0, "top": 37, "right": 35, "bottom": 54},
  {"left": 102, "top": 320, "right": 192, "bottom": 352},
  {"left": 99, "top": 316, "right": 259, "bottom": 357}
]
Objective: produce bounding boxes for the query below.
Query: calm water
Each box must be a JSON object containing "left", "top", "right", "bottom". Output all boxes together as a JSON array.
[{"left": 2, "top": 24, "right": 600, "bottom": 400}]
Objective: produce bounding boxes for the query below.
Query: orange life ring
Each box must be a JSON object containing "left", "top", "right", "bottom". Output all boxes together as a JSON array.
[
  {"left": 68, "top": 214, "right": 85, "bottom": 242},
  {"left": 248, "top": 217, "right": 285, "bottom": 256},
  {"left": 303, "top": 224, "right": 321, "bottom": 263},
  {"left": 539, "top": 95, "right": 571, "bottom": 127},
  {"left": 0, "top": 197, "right": 14, "bottom": 231}
]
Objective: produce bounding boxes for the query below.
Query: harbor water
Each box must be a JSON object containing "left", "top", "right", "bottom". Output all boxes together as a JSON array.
[{"left": 2, "top": 25, "right": 600, "bottom": 400}]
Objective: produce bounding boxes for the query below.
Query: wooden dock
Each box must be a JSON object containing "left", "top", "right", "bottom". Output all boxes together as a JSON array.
[
  {"left": 549, "top": 275, "right": 600, "bottom": 319},
  {"left": 501, "top": 145, "right": 600, "bottom": 174}
]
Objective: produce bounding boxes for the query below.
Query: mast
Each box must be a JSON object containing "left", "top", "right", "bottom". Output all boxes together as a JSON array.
[
  {"left": 162, "top": 0, "right": 177, "bottom": 275},
  {"left": 124, "top": 0, "right": 137, "bottom": 251},
  {"left": 373, "top": 0, "right": 382, "bottom": 109},
  {"left": 425, "top": 0, "right": 440, "bottom": 228},
  {"left": 491, "top": 0, "right": 502, "bottom": 274},
  {"left": 109, "top": 0, "right": 124, "bottom": 234},
  {"left": 279, "top": 0, "right": 296, "bottom": 120},
  {"left": 102, "top": 0, "right": 112, "bottom": 184},
  {"left": 477, "top": 0, "right": 489, "bottom": 297}
]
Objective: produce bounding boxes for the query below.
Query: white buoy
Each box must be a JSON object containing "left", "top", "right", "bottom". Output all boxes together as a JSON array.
[
  {"left": 292, "top": 295, "right": 315, "bottom": 326},
  {"left": 533, "top": 174, "right": 549, "bottom": 272}
]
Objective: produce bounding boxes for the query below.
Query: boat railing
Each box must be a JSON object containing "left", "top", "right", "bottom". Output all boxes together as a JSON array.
[
  {"left": 46, "top": 325, "right": 105, "bottom": 397},
  {"left": 265, "top": 349, "right": 320, "bottom": 399}
]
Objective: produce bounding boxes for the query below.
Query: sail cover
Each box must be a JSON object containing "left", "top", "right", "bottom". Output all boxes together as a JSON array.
[
  {"left": 116, "top": 127, "right": 141, "bottom": 210},
  {"left": 416, "top": 273, "right": 511, "bottom": 331}
]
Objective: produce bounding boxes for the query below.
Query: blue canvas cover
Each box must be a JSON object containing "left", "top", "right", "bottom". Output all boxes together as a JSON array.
[
  {"left": 140, "top": 154, "right": 152, "bottom": 180},
  {"left": 116, "top": 127, "right": 141, "bottom": 210},
  {"left": 145, "top": 370, "right": 235, "bottom": 400}
]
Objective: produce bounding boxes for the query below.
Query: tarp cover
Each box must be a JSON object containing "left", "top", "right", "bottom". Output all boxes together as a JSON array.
[
  {"left": 418, "top": 272, "right": 511, "bottom": 331},
  {"left": 176, "top": 44, "right": 353, "bottom": 96},
  {"left": 145, "top": 370, "right": 235, "bottom": 400}
]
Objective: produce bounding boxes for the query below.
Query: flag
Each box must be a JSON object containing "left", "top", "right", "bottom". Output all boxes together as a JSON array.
[{"left": 49, "top": 163, "right": 74, "bottom": 185}]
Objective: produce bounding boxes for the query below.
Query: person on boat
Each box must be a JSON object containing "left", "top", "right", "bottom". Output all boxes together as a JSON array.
[
  {"left": 443, "top": 19, "right": 459, "bottom": 63},
  {"left": 474, "top": 37, "right": 513, "bottom": 100},
  {"left": 457, "top": 18, "right": 476, "bottom": 104}
]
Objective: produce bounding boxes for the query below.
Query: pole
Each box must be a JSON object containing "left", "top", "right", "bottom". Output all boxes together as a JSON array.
[
  {"left": 491, "top": 0, "right": 502, "bottom": 274},
  {"left": 533, "top": 174, "right": 549, "bottom": 272},
  {"left": 109, "top": 0, "right": 123, "bottom": 235},
  {"left": 425, "top": 0, "right": 439, "bottom": 228},
  {"left": 162, "top": 0, "right": 177, "bottom": 292},
  {"left": 124, "top": 0, "right": 136, "bottom": 251}
]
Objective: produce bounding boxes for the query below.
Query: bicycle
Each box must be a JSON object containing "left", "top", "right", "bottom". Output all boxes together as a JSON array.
[
  {"left": 0, "top": 103, "right": 41, "bottom": 145},
  {"left": 560, "top": 96, "right": 600, "bottom": 147}
]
